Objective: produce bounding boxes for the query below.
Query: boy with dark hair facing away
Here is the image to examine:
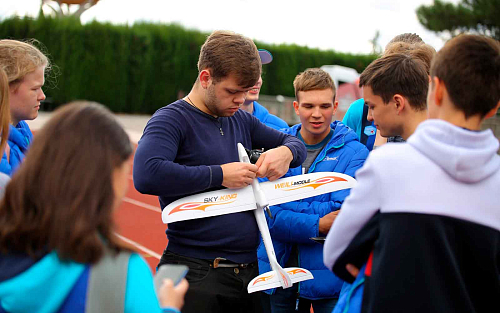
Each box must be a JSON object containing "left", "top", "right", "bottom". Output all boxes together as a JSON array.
[
  {"left": 258, "top": 68, "right": 368, "bottom": 313},
  {"left": 327, "top": 47, "right": 434, "bottom": 313},
  {"left": 324, "top": 34, "right": 500, "bottom": 313}
]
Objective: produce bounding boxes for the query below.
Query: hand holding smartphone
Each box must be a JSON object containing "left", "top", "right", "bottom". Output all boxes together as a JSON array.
[{"left": 153, "top": 264, "right": 189, "bottom": 295}]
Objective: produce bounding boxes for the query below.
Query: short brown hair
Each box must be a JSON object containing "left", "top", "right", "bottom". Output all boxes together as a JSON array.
[
  {"left": 387, "top": 33, "right": 424, "bottom": 47},
  {"left": 384, "top": 42, "right": 436, "bottom": 74},
  {"left": 293, "top": 68, "right": 336, "bottom": 101},
  {"left": 0, "top": 102, "right": 133, "bottom": 264},
  {"left": 0, "top": 39, "right": 51, "bottom": 86},
  {"left": 197, "top": 30, "right": 261, "bottom": 88},
  {"left": 0, "top": 68, "right": 9, "bottom": 154},
  {"left": 430, "top": 34, "right": 500, "bottom": 118},
  {"left": 359, "top": 53, "right": 429, "bottom": 111}
]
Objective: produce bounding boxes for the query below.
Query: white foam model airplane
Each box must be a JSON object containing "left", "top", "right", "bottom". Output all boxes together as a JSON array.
[{"left": 162, "top": 143, "right": 357, "bottom": 293}]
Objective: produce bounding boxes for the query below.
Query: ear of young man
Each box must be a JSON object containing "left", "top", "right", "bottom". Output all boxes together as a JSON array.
[
  {"left": 199, "top": 69, "right": 212, "bottom": 89},
  {"left": 485, "top": 101, "right": 500, "bottom": 120},
  {"left": 430, "top": 76, "right": 445, "bottom": 108},
  {"left": 392, "top": 94, "right": 406, "bottom": 115},
  {"left": 332, "top": 101, "right": 339, "bottom": 116}
]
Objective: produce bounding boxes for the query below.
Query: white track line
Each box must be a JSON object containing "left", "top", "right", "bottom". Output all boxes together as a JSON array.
[
  {"left": 115, "top": 233, "right": 162, "bottom": 260},
  {"left": 123, "top": 197, "right": 161, "bottom": 213}
]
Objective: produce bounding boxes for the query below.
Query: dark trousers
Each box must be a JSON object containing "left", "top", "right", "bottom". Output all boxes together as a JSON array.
[
  {"left": 159, "top": 250, "right": 264, "bottom": 313},
  {"left": 269, "top": 283, "right": 338, "bottom": 313}
]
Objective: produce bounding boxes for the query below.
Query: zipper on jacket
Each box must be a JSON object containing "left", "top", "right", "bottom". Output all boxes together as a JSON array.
[
  {"left": 343, "top": 277, "right": 365, "bottom": 313},
  {"left": 309, "top": 144, "right": 341, "bottom": 173},
  {"left": 303, "top": 124, "right": 348, "bottom": 173}
]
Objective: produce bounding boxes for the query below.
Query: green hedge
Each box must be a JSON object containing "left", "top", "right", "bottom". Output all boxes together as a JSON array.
[{"left": 0, "top": 16, "right": 375, "bottom": 114}]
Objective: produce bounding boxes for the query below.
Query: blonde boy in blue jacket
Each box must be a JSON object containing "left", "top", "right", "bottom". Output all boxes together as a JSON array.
[{"left": 257, "top": 68, "right": 368, "bottom": 312}]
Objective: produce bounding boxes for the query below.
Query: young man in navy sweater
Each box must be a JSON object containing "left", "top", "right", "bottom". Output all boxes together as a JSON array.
[{"left": 133, "top": 30, "right": 306, "bottom": 313}]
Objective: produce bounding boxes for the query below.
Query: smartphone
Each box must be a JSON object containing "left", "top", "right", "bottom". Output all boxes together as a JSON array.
[
  {"left": 309, "top": 237, "right": 326, "bottom": 244},
  {"left": 153, "top": 264, "right": 189, "bottom": 295}
]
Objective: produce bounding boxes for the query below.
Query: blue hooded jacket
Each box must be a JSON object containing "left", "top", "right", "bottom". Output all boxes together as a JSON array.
[
  {"left": 0, "top": 251, "right": 176, "bottom": 313},
  {"left": 0, "top": 121, "right": 33, "bottom": 176},
  {"left": 252, "top": 101, "right": 289, "bottom": 130},
  {"left": 257, "top": 121, "right": 368, "bottom": 300}
]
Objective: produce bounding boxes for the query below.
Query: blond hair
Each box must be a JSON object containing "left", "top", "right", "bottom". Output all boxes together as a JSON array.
[
  {"left": 386, "top": 33, "right": 424, "bottom": 47},
  {"left": 0, "top": 68, "right": 9, "bottom": 155},
  {"left": 384, "top": 41, "right": 436, "bottom": 74},
  {"left": 0, "top": 39, "right": 50, "bottom": 86},
  {"left": 293, "top": 68, "right": 336, "bottom": 102}
]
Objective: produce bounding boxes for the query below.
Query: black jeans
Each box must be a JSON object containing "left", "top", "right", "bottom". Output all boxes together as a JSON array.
[
  {"left": 159, "top": 250, "right": 264, "bottom": 313},
  {"left": 269, "top": 282, "right": 338, "bottom": 313}
]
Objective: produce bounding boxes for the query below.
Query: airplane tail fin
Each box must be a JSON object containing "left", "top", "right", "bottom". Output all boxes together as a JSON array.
[
  {"left": 274, "top": 260, "right": 293, "bottom": 289},
  {"left": 247, "top": 262, "right": 313, "bottom": 293}
]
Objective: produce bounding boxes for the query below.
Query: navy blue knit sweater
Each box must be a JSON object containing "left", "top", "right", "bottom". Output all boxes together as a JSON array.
[{"left": 133, "top": 100, "right": 306, "bottom": 263}]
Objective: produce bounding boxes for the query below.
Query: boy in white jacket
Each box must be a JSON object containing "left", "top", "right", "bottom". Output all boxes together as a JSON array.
[{"left": 324, "top": 34, "right": 500, "bottom": 313}]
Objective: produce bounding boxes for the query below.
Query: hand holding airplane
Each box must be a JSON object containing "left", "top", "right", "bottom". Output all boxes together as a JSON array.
[
  {"left": 162, "top": 143, "right": 357, "bottom": 293},
  {"left": 255, "top": 145, "right": 293, "bottom": 181}
]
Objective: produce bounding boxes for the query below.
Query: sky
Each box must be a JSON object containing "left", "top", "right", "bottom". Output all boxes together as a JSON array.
[{"left": 1, "top": 0, "right": 460, "bottom": 55}]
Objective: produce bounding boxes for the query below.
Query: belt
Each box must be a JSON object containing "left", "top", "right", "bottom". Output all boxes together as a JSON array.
[{"left": 210, "top": 257, "right": 252, "bottom": 269}]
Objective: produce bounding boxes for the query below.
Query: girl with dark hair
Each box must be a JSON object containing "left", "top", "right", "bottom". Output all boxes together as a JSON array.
[{"left": 0, "top": 102, "right": 188, "bottom": 313}]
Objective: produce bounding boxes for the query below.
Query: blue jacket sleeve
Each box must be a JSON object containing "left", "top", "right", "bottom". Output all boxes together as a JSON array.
[
  {"left": 342, "top": 146, "right": 369, "bottom": 179},
  {"left": 133, "top": 112, "right": 223, "bottom": 197},
  {"left": 267, "top": 204, "right": 320, "bottom": 244},
  {"left": 125, "top": 254, "right": 166, "bottom": 313},
  {"left": 0, "top": 152, "right": 12, "bottom": 176}
]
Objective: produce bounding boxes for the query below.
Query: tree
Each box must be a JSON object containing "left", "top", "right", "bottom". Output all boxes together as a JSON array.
[
  {"left": 41, "top": 0, "right": 101, "bottom": 21},
  {"left": 417, "top": 0, "right": 500, "bottom": 40},
  {"left": 369, "top": 30, "right": 382, "bottom": 55}
]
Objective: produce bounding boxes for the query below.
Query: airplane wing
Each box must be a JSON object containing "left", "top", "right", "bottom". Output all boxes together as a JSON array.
[
  {"left": 162, "top": 172, "right": 356, "bottom": 224},
  {"left": 261, "top": 172, "right": 356, "bottom": 206},
  {"left": 162, "top": 186, "right": 257, "bottom": 223}
]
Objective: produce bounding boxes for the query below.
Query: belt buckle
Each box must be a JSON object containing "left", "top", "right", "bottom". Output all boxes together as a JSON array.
[{"left": 213, "top": 257, "right": 227, "bottom": 269}]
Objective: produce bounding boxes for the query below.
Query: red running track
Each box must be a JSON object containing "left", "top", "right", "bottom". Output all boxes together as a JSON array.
[{"left": 114, "top": 153, "right": 167, "bottom": 273}]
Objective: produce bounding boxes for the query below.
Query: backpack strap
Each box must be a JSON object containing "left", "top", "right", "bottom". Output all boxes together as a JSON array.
[
  {"left": 360, "top": 104, "right": 376, "bottom": 151},
  {"left": 85, "top": 249, "right": 132, "bottom": 313}
]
